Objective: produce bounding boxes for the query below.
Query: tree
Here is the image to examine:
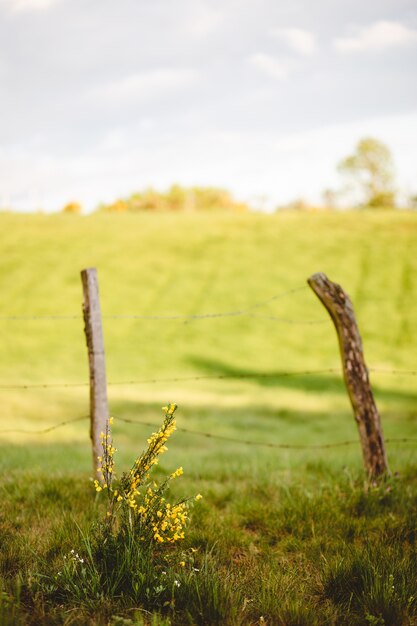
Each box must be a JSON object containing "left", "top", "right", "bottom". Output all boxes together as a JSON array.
[
  {"left": 408, "top": 194, "right": 417, "bottom": 210},
  {"left": 338, "top": 137, "right": 396, "bottom": 208},
  {"left": 98, "top": 186, "right": 250, "bottom": 213},
  {"left": 62, "top": 201, "right": 82, "bottom": 214}
]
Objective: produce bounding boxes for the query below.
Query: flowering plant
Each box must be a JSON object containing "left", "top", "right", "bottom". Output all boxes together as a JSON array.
[
  {"left": 35, "top": 405, "right": 238, "bottom": 619},
  {"left": 94, "top": 403, "right": 202, "bottom": 546}
]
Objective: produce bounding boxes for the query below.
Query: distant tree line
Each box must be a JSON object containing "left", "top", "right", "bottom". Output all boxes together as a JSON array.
[
  {"left": 60, "top": 138, "right": 416, "bottom": 214},
  {"left": 96, "top": 185, "right": 250, "bottom": 213}
]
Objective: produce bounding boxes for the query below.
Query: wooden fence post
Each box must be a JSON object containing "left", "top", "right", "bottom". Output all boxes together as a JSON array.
[
  {"left": 307, "top": 272, "right": 389, "bottom": 480},
  {"left": 81, "top": 268, "right": 109, "bottom": 477}
]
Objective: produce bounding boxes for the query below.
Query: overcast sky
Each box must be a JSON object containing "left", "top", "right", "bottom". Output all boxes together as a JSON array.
[{"left": 0, "top": 0, "right": 416, "bottom": 212}]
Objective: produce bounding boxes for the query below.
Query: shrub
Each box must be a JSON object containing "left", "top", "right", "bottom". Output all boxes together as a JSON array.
[
  {"left": 34, "top": 405, "right": 236, "bottom": 622},
  {"left": 61, "top": 201, "right": 82, "bottom": 214}
]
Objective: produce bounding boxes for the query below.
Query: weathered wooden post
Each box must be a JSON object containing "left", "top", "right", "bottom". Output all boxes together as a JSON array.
[
  {"left": 81, "top": 268, "right": 109, "bottom": 477},
  {"left": 307, "top": 272, "right": 389, "bottom": 480}
]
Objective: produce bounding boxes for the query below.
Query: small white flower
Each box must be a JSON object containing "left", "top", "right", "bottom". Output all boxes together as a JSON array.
[
  {"left": 174, "top": 580, "right": 181, "bottom": 587},
  {"left": 192, "top": 567, "right": 200, "bottom": 572}
]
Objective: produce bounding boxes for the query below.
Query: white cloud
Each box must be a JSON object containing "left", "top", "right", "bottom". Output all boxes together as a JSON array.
[
  {"left": 97, "top": 121, "right": 155, "bottom": 153},
  {"left": 0, "top": 0, "right": 60, "bottom": 12},
  {"left": 87, "top": 68, "right": 199, "bottom": 106},
  {"left": 2, "top": 111, "right": 417, "bottom": 212},
  {"left": 183, "top": 1, "right": 223, "bottom": 37},
  {"left": 334, "top": 20, "right": 417, "bottom": 53},
  {"left": 248, "top": 52, "right": 294, "bottom": 80},
  {"left": 271, "top": 27, "right": 317, "bottom": 56}
]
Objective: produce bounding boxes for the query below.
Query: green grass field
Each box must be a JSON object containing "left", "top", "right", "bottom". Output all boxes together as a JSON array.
[{"left": 1, "top": 210, "right": 417, "bottom": 625}]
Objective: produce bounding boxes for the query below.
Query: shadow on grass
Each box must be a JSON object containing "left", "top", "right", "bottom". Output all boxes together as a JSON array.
[
  {"left": 0, "top": 397, "right": 359, "bottom": 476},
  {"left": 1, "top": 393, "right": 416, "bottom": 477},
  {"left": 187, "top": 355, "right": 417, "bottom": 404},
  {"left": 108, "top": 397, "right": 357, "bottom": 432}
]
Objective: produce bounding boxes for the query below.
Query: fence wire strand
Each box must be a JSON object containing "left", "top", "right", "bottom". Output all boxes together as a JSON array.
[
  {"left": 0, "top": 285, "right": 313, "bottom": 322},
  {"left": 1, "top": 286, "right": 415, "bottom": 324},
  {"left": 1, "top": 415, "right": 88, "bottom": 435},
  {"left": 0, "top": 368, "right": 339, "bottom": 389},
  {"left": 2, "top": 414, "right": 416, "bottom": 450},
  {"left": 1, "top": 366, "right": 417, "bottom": 390},
  {"left": 115, "top": 416, "right": 417, "bottom": 449}
]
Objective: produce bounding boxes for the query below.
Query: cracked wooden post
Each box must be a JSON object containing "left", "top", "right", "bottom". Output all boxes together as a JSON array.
[
  {"left": 81, "top": 268, "right": 109, "bottom": 478},
  {"left": 307, "top": 272, "right": 389, "bottom": 480}
]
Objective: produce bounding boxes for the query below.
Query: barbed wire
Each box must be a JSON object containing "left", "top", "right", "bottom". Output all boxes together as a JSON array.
[
  {"left": 115, "top": 416, "right": 359, "bottom": 449},
  {"left": 0, "top": 366, "right": 416, "bottom": 390},
  {"left": 1, "top": 415, "right": 88, "bottom": 434},
  {"left": 2, "top": 413, "right": 416, "bottom": 450},
  {"left": 0, "top": 382, "right": 89, "bottom": 389},
  {"left": 0, "top": 315, "right": 81, "bottom": 321},
  {"left": 0, "top": 285, "right": 313, "bottom": 322},
  {"left": 115, "top": 416, "right": 417, "bottom": 449},
  {"left": 0, "top": 368, "right": 338, "bottom": 389},
  {"left": 370, "top": 368, "right": 417, "bottom": 376},
  {"left": 1, "top": 290, "right": 415, "bottom": 324}
]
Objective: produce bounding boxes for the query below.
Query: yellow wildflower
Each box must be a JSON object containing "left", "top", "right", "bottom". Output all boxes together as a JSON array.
[{"left": 171, "top": 466, "right": 183, "bottom": 478}]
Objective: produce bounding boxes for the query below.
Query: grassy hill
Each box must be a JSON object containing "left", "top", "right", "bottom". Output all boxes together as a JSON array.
[
  {"left": 1, "top": 210, "right": 417, "bottom": 624},
  {"left": 1, "top": 210, "right": 416, "bottom": 467}
]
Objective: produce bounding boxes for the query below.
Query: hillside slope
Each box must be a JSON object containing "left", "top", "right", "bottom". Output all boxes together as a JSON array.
[{"left": 0, "top": 210, "right": 416, "bottom": 473}]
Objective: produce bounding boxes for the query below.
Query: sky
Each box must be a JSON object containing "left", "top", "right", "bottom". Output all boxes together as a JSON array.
[{"left": 0, "top": 0, "right": 416, "bottom": 212}]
